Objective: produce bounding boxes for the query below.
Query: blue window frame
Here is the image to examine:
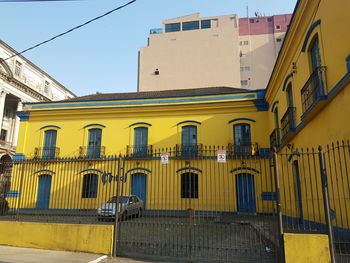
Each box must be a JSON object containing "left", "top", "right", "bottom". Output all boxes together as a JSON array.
[
  {"left": 43, "top": 129, "right": 57, "bottom": 159},
  {"left": 182, "top": 125, "right": 197, "bottom": 157},
  {"left": 309, "top": 37, "right": 324, "bottom": 95},
  {"left": 165, "top": 23, "right": 181, "bottom": 33},
  {"left": 87, "top": 128, "right": 102, "bottom": 158},
  {"left": 234, "top": 124, "right": 251, "bottom": 154},
  {"left": 134, "top": 127, "right": 148, "bottom": 156},
  {"left": 201, "top": 20, "right": 211, "bottom": 29},
  {"left": 182, "top": 21, "right": 200, "bottom": 31},
  {"left": 82, "top": 174, "right": 98, "bottom": 198}
]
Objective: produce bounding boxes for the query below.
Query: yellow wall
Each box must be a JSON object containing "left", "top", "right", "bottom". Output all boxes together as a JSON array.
[
  {"left": 7, "top": 157, "right": 275, "bottom": 213},
  {"left": 0, "top": 221, "right": 113, "bottom": 255},
  {"left": 265, "top": 0, "right": 350, "bottom": 148},
  {"left": 261, "top": 0, "right": 350, "bottom": 230},
  {"left": 284, "top": 233, "right": 330, "bottom": 263},
  {"left": 17, "top": 99, "right": 270, "bottom": 158}
]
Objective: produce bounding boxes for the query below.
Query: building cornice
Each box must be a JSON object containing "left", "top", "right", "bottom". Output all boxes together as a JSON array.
[
  {"left": 0, "top": 40, "right": 76, "bottom": 97},
  {"left": 0, "top": 70, "right": 50, "bottom": 102},
  {"left": 25, "top": 100, "right": 260, "bottom": 121}
]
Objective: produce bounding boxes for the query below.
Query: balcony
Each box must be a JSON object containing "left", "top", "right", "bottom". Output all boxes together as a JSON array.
[
  {"left": 227, "top": 143, "right": 259, "bottom": 157},
  {"left": 79, "top": 146, "right": 105, "bottom": 159},
  {"left": 150, "top": 28, "right": 162, "bottom": 34},
  {"left": 301, "top": 66, "right": 327, "bottom": 114},
  {"left": 281, "top": 107, "right": 296, "bottom": 140},
  {"left": 126, "top": 145, "right": 153, "bottom": 158},
  {"left": 175, "top": 144, "right": 203, "bottom": 158},
  {"left": 34, "top": 147, "right": 60, "bottom": 159}
]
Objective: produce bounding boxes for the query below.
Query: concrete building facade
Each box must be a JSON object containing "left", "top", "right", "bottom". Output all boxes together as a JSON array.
[
  {"left": 138, "top": 13, "right": 291, "bottom": 92},
  {"left": 0, "top": 40, "right": 76, "bottom": 194}
]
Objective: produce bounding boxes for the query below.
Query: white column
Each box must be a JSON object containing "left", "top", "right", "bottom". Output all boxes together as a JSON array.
[
  {"left": 0, "top": 90, "right": 6, "bottom": 132},
  {"left": 11, "top": 101, "right": 22, "bottom": 148}
]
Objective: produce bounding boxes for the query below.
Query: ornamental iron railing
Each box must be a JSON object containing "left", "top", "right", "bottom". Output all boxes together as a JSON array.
[
  {"left": 126, "top": 145, "right": 153, "bottom": 158},
  {"left": 34, "top": 147, "right": 60, "bottom": 159},
  {"left": 301, "top": 66, "right": 327, "bottom": 113},
  {"left": 281, "top": 107, "right": 296, "bottom": 139}
]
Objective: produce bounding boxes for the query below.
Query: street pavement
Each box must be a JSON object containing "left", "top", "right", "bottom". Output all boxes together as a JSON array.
[{"left": 0, "top": 246, "right": 166, "bottom": 263}]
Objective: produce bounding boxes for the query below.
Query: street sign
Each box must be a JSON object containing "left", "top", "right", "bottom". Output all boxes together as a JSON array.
[
  {"left": 161, "top": 152, "right": 169, "bottom": 164},
  {"left": 217, "top": 150, "right": 226, "bottom": 163}
]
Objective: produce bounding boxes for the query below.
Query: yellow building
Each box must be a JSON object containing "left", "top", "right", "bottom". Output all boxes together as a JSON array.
[
  {"left": 6, "top": 0, "right": 350, "bottom": 245},
  {"left": 8, "top": 87, "right": 276, "bottom": 214},
  {"left": 264, "top": 0, "right": 350, "bottom": 234}
]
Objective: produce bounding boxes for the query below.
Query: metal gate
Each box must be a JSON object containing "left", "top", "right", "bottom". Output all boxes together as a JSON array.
[
  {"left": 276, "top": 141, "right": 350, "bottom": 263},
  {"left": 115, "top": 146, "right": 280, "bottom": 262}
]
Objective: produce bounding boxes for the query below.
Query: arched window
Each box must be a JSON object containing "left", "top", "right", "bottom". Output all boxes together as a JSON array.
[
  {"left": 43, "top": 129, "right": 57, "bottom": 159},
  {"left": 87, "top": 128, "right": 102, "bottom": 158},
  {"left": 233, "top": 123, "right": 251, "bottom": 155},
  {"left": 309, "top": 36, "right": 324, "bottom": 97},
  {"left": 286, "top": 83, "right": 294, "bottom": 108},
  {"left": 82, "top": 174, "right": 98, "bottom": 198},
  {"left": 134, "top": 127, "right": 148, "bottom": 156},
  {"left": 181, "top": 172, "right": 198, "bottom": 199},
  {"left": 310, "top": 37, "right": 322, "bottom": 73},
  {"left": 181, "top": 125, "right": 197, "bottom": 157}
]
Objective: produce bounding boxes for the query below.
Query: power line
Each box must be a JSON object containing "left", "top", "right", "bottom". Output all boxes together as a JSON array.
[
  {"left": 2, "top": 0, "right": 136, "bottom": 61},
  {"left": 0, "top": 0, "right": 82, "bottom": 2}
]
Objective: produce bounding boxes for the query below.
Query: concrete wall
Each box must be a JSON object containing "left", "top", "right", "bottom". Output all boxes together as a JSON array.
[
  {"left": 284, "top": 233, "right": 330, "bottom": 263},
  {"left": 139, "top": 14, "right": 241, "bottom": 92},
  {"left": 138, "top": 13, "right": 291, "bottom": 92},
  {"left": 0, "top": 221, "right": 113, "bottom": 255}
]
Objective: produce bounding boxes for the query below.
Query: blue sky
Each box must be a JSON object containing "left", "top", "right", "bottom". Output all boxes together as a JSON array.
[{"left": 0, "top": 0, "right": 297, "bottom": 96}]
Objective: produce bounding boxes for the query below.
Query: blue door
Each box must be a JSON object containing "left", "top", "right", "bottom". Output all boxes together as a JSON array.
[
  {"left": 131, "top": 173, "right": 147, "bottom": 207},
  {"left": 236, "top": 173, "right": 256, "bottom": 213},
  {"left": 36, "top": 175, "right": 52, "bottom": 209}
]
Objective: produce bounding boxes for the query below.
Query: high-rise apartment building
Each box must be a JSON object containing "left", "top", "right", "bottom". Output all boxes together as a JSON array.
[{"left": 138, "top": 13, "right": 292, "bottom": 92}]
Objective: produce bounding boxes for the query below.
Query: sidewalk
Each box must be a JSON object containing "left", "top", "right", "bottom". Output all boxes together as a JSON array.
[
  {"left": 0, "top": 245, "right": 166, "bottom": 263},
  {"left": 101, "top": 257, "right": 169, "bottom": 263}
]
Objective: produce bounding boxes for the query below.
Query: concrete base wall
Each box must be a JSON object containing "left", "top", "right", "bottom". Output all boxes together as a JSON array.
[
  {"left": 284, "top": 233, "right": 330, "bottom": 263},
  {"left": 0, "top": 221, "right": 113, "bottom": 255}
]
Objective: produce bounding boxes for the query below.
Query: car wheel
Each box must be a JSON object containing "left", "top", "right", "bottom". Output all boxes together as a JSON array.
[{"left": 137, "top": 208, "right": 142, "bottom": 218}]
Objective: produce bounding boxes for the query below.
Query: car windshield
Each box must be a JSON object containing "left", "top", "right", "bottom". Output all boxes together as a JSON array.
[{"left": 107, "top": 196, "right": 129, "bottom": 204}]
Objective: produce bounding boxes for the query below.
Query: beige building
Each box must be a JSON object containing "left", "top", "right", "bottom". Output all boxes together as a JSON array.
[{"left": 138, "top": 13, "right": 292, "bottom": 92}]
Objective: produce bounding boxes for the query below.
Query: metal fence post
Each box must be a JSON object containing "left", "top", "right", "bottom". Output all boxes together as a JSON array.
[
  {"left": 318, "top": 146, "right": 336, "bottom": 263},
  {"left": 113, "top": 155, "right": 123, "bottom": 257},
  {"left": 273, "top": 148, "right": 285, "bottom": 263}
]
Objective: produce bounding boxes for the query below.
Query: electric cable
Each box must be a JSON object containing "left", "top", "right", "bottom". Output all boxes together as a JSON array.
[{"left": 2, "top": 0, "right": 136, "bottom": 61}]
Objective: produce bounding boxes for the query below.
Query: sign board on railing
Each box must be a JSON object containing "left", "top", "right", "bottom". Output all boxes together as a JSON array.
[
  {"left": 217, "top": 150, "right": 226, "bottom": 163},
  {"left": 161, "top": 152, "right": 169, "bottom": 164}
]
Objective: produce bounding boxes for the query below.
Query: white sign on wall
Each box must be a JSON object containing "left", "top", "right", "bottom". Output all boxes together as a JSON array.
[
  {"left": 217, "top": 150, "right": 226, "bottom": 163},
  {"left": 161, "top": 152, "right": 169, "bottom": 164}
]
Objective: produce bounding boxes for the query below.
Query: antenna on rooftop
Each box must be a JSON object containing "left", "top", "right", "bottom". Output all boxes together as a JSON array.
[{"left": 255, "top": 10, "right": 262, "bottom": 17}]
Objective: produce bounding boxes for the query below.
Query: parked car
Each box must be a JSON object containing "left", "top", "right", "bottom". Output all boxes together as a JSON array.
[
  {"left": 97, "top": 195, "right": 144, "bottom": 221},
  {"left": 0, "top": 197, "right": 9, "bottom": 216}
]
